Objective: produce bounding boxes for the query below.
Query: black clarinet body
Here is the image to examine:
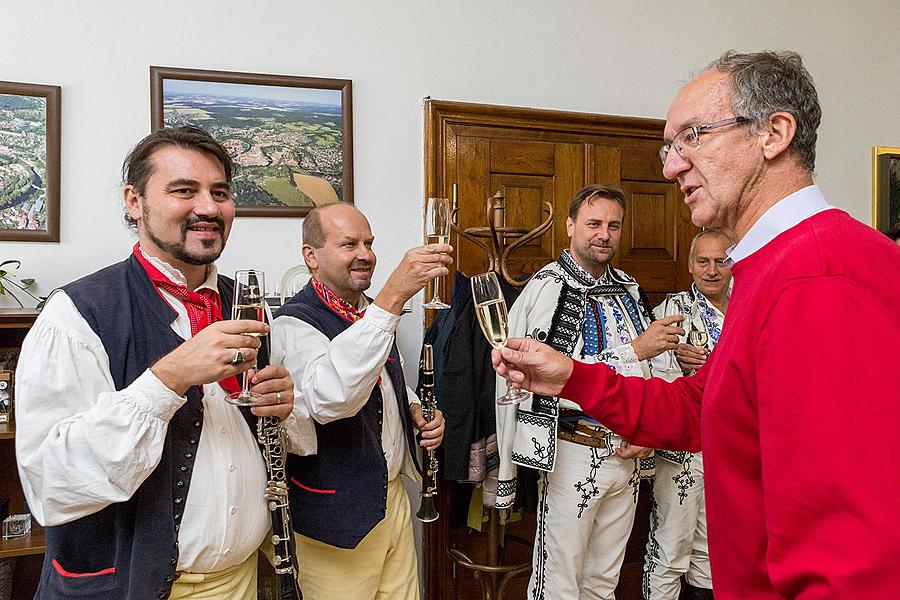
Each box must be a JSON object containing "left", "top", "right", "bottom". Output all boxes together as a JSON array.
[
  {"left": 416, "top": 344, "right": 439, "bottom": 522},
  {"left": 258, "top": 416, "right": 304, "bottom": 599}
]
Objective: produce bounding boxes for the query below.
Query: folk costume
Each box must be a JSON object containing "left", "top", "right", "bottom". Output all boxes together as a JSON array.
[
  {"left": 556, "top": 186, "right": 900, "bottom": 599},
  {"left": 643, "top": 285, "right": 725, "bottom": 599},
  {"left": 271, "top": 279, "right": 422, "bottom": 600},
  {"left": 15, "top": 246, "right": 279, "bottom": 600},
  {"left": 495, "top": 250, "right": 662, "bottom": 600}
]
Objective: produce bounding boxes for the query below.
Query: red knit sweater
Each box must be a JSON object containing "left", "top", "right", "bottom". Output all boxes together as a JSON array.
[{"left": 561, "top": 210, "right": 900, "bottom": 599}]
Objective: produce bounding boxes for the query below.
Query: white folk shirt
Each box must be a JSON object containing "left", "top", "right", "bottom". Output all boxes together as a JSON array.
[
  {"left": 15, "top": 253, "right": 269, "bottom": 574},
  {"left": 271, "top": 299, "right": 419, "bottom": 483}
]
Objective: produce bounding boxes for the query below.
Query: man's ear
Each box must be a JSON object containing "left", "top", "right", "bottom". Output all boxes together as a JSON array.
[
  {"left": 760, "top": 111, "right": 797, "bottom": 161},
  {"left": 301, "top": 244, "right": 318, "bottom": 271},
  {"left": 566, "top": 217, "right": 575, "bottom": 238},
  {"left": 124, "top": 185, "right": 142, "bottom": 223}
]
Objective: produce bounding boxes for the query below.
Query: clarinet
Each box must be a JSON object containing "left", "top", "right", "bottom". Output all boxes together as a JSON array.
[
  {"left": 258, "top": 416, "right": 303, "bottom": 600},
  {"left": 415, "top": 344, "right": 439, "bottom": 522},
  {"left": 249, "top": 272, "right": 303, "bottom": 600}
]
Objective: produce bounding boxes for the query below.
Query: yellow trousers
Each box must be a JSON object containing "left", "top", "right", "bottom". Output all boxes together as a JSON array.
[
  {"left": 294, "top": 478, "right": 420, "bottom": 600},
  {"left": 169, "top": 549, "right": 258, "bottom": 600}
]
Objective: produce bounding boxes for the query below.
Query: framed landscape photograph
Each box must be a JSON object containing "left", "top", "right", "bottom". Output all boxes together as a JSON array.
[
  {"left": 151, "top": 67, "right": 352, "bottom": 217},
  {"left": 872, "top": 146, "right": 900, "bottom": 234},
  {"left": 0, "top": 81, "right": 60, "bottom": 241}
]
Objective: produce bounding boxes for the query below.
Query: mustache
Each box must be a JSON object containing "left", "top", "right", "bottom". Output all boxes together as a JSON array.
[
  {"left": 182, "top": 215, "right": 225, "bottom": 235},
  {"left": 350, "top": 259, "right": 373, "bottom": 270}
]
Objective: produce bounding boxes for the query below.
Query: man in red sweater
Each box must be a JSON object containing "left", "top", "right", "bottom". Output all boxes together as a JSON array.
[{"left": 492, "top": 50, "right": 900, "bottom": 599}]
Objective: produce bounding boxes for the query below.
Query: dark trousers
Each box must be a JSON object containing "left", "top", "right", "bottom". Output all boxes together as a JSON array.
[{"left": 683, "top": 583, "right": 714, "bottom": 600}]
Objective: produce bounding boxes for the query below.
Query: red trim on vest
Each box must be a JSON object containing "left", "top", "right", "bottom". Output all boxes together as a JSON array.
[
  {"left": 290, "top": 477, "right": 336, "bottom": 494},
  {"left": 51, "top": 559, "right": 116, "bottom": 578}
]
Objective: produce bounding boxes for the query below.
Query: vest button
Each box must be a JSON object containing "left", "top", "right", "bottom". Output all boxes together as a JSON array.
[
  {"left": 176, "top": 480, "right": 185, "bottom": 487},
  {"left": 175, "top": 496, "right": 183, "bottom": 504},
  {"left": 185, "top": 453, "right": 193, "bottom": 459},
  {"left": 174, "top": 512, "right": 182, "bottom": 521},
  {"left": 180, "top": 466, "right": 188, "bottom": 472},
  {"left": 165, "top": 575, "right": 174, "bottom": 583},
  {"left": 189, "top": 438, "right": 197, "bottom": 445},
  {"left": 170, "top": 557, "right": 177, "bottom": 566},
  {"left": 158, "top": 591, "right": 169, "bottom": 599},
  {"left": 194, "top": 421, "right": 201, "bottom": 427}
]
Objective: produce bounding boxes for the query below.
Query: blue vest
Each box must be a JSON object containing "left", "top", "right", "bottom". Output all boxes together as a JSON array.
[
  {"left": 36, "top": 255, "right": 250, "bottom": 600},
  {"left": 276, "top": 283, "right": 419, "bottom": 549}
]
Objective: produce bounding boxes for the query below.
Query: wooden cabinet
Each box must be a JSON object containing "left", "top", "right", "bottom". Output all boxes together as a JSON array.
[{"left": 0, "top": 309, "right": 42, "bottom": 600}]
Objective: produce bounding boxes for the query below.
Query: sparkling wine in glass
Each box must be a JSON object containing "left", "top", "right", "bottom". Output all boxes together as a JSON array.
[
  {"left": 423, "top": 197, "right": 450, "bottom": 310},
  {"left": 688, "top": 329, "right": 709, "bottom": 350},
  {"left": 663, "top": 293, "right": 683, "bottom": 372},
  {"left": 226, "top": 269, "right": 268, "bottom": 406},
  {"left": 471, "top": 271, "right": 530, "bottom": 405}
]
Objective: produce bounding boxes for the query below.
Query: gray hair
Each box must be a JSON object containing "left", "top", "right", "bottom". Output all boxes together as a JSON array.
[
  {"left": 707, "top": 50, "right": 821, "bottom": 174},
  {"left": 688, "top": 229, "right": 732, "bottom": 261}
]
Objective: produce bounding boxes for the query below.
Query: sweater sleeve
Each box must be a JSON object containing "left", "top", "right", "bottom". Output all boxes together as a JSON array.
[
  {"left": 559, "top": 358, "right": 704, "bottom": 452},
  {"left": 757, "top": 275, "right": 900, "bottom": 598}
]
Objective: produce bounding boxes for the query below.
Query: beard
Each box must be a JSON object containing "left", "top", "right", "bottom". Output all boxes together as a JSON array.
[
  {"left": 143, "top": 210, "right": 226, "bottom": 266},
  {"left": 572, "top": 241, "right": 615, "bottom": 276}
]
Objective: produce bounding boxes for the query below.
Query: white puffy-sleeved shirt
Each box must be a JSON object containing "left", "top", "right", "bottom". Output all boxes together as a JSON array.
[
  {"left": 271, "top": 299, "right": 419, "bottom": 483},
  {"left": 15, "top": 252, "right": 269, "bottom": 573}
]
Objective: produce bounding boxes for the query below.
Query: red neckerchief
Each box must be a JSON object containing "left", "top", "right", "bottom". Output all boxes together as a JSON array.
[
  {"left": 312, "top": 278, "right": 394, "bottom": 383},
  {"left": 133, "top": 244, "right": 240, "bottom": 393},
  {"left": 312, "top": 277, "right": 366, "bottom": 324}
]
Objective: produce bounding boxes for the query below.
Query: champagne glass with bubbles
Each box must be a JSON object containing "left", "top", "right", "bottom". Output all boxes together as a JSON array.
[
  {"left": 663, "top": 293, "right": 684, "bottom": 373},
  {"left": 226, "top": 269, "right": 267, "bottom": 406},
  {"left": 422, "top": 197, "right": 451, "bottom": 310},
  {"left": 471, "top": 271, "right": 530, "bottom": 405}
]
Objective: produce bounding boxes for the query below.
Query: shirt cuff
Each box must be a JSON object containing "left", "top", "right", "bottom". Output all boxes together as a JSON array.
[
  {"left": 362, "top": 303, "right": 401, "bottom": 334},
  {"left": 126, "top": 370, "right": 187, "bottom": 421}
]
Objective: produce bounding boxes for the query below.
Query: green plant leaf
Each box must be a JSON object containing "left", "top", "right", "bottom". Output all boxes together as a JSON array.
[{"left": 20, "top": 278, "right": 34, "bottom": 286}]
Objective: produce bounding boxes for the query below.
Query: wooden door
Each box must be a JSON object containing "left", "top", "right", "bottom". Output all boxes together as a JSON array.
[{"left": 423, "top": 100, "right": 699, "bottom": 600}]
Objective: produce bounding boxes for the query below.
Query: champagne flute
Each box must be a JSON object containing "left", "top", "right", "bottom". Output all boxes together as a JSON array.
[
  {"left": 226, "top": 269, "right": 267, "bottom": 406},
  {"left": 422, "top": 197, "right": 450, "bottom": 310},
  {"left": 471, "top": 271, "right": 530, "bottom": 405},
  {"left": 663, "top": 293, "right": 683, "bottom": 372},
  {"left": 688, "top": 328, "right": 709, "bottom": 350}
]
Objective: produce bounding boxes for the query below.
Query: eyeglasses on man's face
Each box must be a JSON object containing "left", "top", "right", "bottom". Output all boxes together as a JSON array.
[{"left": 659, "top": 116, "right": 750, "bottom": 165}]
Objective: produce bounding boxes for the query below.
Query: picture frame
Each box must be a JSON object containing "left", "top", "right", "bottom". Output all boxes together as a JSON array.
[
  {"left": 872, "top": 146, "right": 900, "bottom": 234},
  {"left": 0, "top": 81, "right": 61, "bottom": 242},
  {"left": 150, "top": 66, "right": 353, "bottom": 218}
]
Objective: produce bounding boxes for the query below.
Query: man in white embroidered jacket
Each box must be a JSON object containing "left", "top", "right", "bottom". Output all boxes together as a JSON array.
[
  {"left": 495, "top": 184, "right": 683, "bottom": 600},
  {"left": 643, "top": 230, "right": 731, "bottom": 600}
]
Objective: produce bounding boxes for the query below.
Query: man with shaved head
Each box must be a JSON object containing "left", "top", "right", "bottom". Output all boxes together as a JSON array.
[
  {"left": 271, "top": 203, "right": 449, "bottom": 599},
  {"left": 492, "top": 51, "right": 900, "bottom": 598}
]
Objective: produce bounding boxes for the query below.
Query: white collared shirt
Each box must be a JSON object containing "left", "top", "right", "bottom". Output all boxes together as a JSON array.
[
  {"left": 15, "top": 250, "right": 269, "bottom": 573},
  {"left": 271, "top": 300, "right": 419, "bottom": 483},
  {"left": 727, "top": 185, "right": 835, "bottom": 265}
]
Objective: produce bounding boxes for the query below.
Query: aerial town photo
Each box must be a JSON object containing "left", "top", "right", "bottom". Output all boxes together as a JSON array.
[
  {"left": 162, "top": 79, "right": 345, "bottom": 210},
  {"left": 0, "top": 94, "right": 49, "bottom": 232}
]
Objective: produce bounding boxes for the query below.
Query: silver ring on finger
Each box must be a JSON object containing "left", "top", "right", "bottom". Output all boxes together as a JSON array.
[
  {"left": 229, "top": 349, "right": 245, "bottom": 366},
  {"left": 275, "top": 392, "right": 282, "bottom": 405}
]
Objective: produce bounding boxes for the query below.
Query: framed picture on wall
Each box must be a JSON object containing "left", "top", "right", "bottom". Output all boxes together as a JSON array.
[
  {"left": 150, "top": 66, "right": 353, "bottom": 217},
  {"left": 0, "top": 81, "right": 60, "bottom": 242},
  {"left": 873, "top": 146, "right": 900, "bottom": 234}
]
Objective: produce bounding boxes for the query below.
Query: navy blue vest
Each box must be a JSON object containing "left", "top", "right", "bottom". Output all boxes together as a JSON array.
[
  {"left": 276, "top": 283, "right": 419, "bottom": 549},
  {"left": 35, "top": 255, "right": 251, "bottom": 600}
]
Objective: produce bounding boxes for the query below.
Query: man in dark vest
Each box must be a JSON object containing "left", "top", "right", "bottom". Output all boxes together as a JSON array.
[
  {"left": 271, "top": 203, "right": 448, "bottom": 599},
  {"left": 15, "top": 126, "right": 296, "bottom": 600}
]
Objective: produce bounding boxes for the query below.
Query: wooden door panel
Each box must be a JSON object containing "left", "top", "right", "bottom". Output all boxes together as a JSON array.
[
  {"left": 618, "top": 181, "right": 696, "bottom": 296},
  {"left": 455, "top": 135, "right": 492, "bottom": 277},
  {"left": 490, "top": 138, "right": 556, "bottom": 175},
  {"left": 491, "top": 174, "right": 556, "bottom": 279}
]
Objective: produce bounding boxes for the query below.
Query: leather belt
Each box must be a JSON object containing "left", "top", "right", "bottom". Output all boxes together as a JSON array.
[{"left": 557, "top": 420, "right": 610, "bottom": 450}]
